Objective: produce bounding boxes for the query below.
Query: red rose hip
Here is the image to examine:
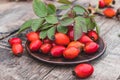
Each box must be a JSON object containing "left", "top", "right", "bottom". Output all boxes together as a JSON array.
[
  {"left": 78, "top": 34, "right": 93, "bottom": 44},
  {"left": 87, "top": 30, "right": 99, "bottom": 41},
  {"left": 12, "top": 43, "right": 23, "bottom": 56},
  {"left": 99, "top": 0, "right": 105, "bottom": 8},
  {"left": 50, "top": 46, "right": 65, "bottom": 57},
  {"left": 40, "top": 43, "right": 52, "bottom": 54},
  {"left": 29, "top": 40, "right": 42, "bottom": 52},
  {"left": 84, "top": 42, "right": 99, "bottom": 54},
  {"left": 26, "top": 32, "right": 39, "bottom": 42},
  {"left": 63, "top": 47, "right": 80, "bottom": 59},
  {"left": 8, "top": 37, "right": 22, "bottom": 46},
  {"left": 73, "top": 63, "right": 94, "bottom": 78}
]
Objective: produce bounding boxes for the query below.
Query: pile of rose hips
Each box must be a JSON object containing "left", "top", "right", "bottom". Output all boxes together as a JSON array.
[{"left": 26, "top": 25, "right": 99, "bottom": 59}]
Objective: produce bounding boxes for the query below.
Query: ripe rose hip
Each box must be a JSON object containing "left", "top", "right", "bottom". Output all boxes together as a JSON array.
[
  {"left": 26, "top": 32, "right": 39, "bottom": 42},
  {"left": 63, "top": 47, "right": 80, "bottom": 59},
  {"left": 84, "top": 42, "right": 99, "bottom": 54},
  {"left": 50, "top": 46, "right": 65, "bottom": 57},
  {"left": 43, "top": 38, "right": 52, "bottom": 43},
  {"left": 99, "top": 0, "right": 105, "bottom": 8},
  {"left": 40, "top": 43, "right": 52, "bottom": 54},
  {"left": 67, "top": 29, "right": 74, "bottom": 41},
  {"left": 73, "top": 63, "right": 94, "bottom": 79},
  {"left": 55, "top": 33, "right": 70, "bottom": 46},
  {"left": 29, "top": 40, "right": 42, "bottom": 52},
  {"left": 78, "top": 34, "right": 93, "bottom": 44},
  {"left": 8, "top": 37, "right": 22, "bottom": 46},
  {"left": 12, "top": 43, "right": 23, "bottom": 56},
  {"left": 103, "top": 8, "right": 116, "bottom": 18},
  {"left": 87, "top": 30, "right": 99, "bottom": 41}
]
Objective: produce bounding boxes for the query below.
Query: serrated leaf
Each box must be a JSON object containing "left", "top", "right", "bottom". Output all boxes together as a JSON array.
[
  {"left": 73, "top": 5, "right": 85, "bottom": 15},
  {"left": 47, "top": 27, "right": 56, "bottom": 40},
  {"left": 31, "top": 18, "right": 45, "bottom": 31},
  {"left": 74, "top": 17, "right": 83, "bottom": 40},
  {"left": 57, "top": 25, "right": 68, "bottom": 34},
  {"left": 45, "top": 15, "right": 58, "bottom": 24},
  {"left": 33, "top": 0, "right": 47, "bottom": 17},
  {"left": 47, "top": 4, "right": 56, "bottom": 15},
  {"left": 17, "top": 19, "right": 33, "bottom": 34},
  {"left": 58, "top": 5, "right": 70, "bottom": 10},
  {"left": 58, "top": 0, "right": 72, "bottom": 4},
  {"left": 40, "top": 23, "right": 53, "bottom": 30},
  {"left": 60, "top": 17, "right": 74, "bottom": 26},
  {"left": 40, "top": 30, "right": 47, "bottom": 39}
]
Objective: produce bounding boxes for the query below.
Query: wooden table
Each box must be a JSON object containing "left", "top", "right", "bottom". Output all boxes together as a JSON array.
[{"left": 0, "top": 0, "right": 120, "bottom": 80}]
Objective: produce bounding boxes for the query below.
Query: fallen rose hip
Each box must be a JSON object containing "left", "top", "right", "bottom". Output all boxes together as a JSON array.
[
  {"left": 103, "top": 8, "right": 116, "bottom": 18},
  {"left": 84, "top": 42, "right": 99, "bottom": 54},
  {"left": 103, "top": 0, "right": 113, "bottom": 6},
  {"left": 40, "top": 43, "right": 52, "bottom": 54},
  {"left": 50, "top": 46, "right": 65, "bottom": 57},
  {"left": 99, "top": 0, "right": 105, "bottom": 8},
  {"left": 26, "top": 32, "right": 39, "bottom": 42},
  {"left": 73, "top": 63, "right": 94, "bottom": 79},
  {"left": 87, "top": 30, "right": 99, "bottom": 41},
  {"left": 12, "top": 43, "right": 23, "bottom": 56},
  {"left": 8, "top": 37, "right": 22, "bottom": 46},
  {"left": 29, "top": 40, "right": 42, "bottom": 52},
  {"left": 63, "top": 47, "right": 80, "bottom": 59}
]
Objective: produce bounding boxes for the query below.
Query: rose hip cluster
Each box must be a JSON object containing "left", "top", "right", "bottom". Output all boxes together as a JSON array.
[
  {"left": 99, "top": 0, "right": 116, "bottom": 18},
  {"left": 24, "top": 25, "right": 99, "bottom": 60},
  {"left": 8, "top": 37, "right": 23, "bottom": 56}
]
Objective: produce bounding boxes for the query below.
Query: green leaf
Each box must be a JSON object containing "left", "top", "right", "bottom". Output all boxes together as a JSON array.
[
  {"left": 45, "top": 15, "right": 58, "bottom": 24},
  {"left": 33, "top": 0, "right": 47, "bottom": 17},
  {"left": 95, "top": 24, "right": 100, "bottom": 34},
  {"left": 17, "top": 19, "right": 33, "bottom": 34},
  {"left": 47, "top": 4, "right": 56, "bottom": 15},
  {"left": 60, "top": 17, "right": 74, "bottom": 26},
  {"left": 47, "top": 27, "right": 56, "bottom": 40},
  {"left": 31, "top": 18, "right": 45, "bottom": 31},
  {"left": 74, "top": 17, "right": 83, "bottom": 40},
  {"left": 85, "top": 18, "right": 95, "bottom": 30},
  {"left": 75, "top": 16, "right": 87, "bottom": 32},
  {"left": 40, "top": 30, "right": 47, "bottom": 39},
  {"left": 57, "top": 25, "right": 68, "bottom": 34},
  {"left": 40, "top": 23, "right": 53, "bottom": 30},
  {"left": 58, "top": 5, "right": 70, "bottom": 10},
  {"left": 73, "top": 5, "right": 86, "bottom": 15},
  {"left": 58, "top": 0, "right": 72, "bottom": 4}
]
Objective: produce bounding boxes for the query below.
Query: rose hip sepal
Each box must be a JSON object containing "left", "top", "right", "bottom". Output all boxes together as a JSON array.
[
  {"left": 8, "top": 37, "right": 22, "bottom": 46},
  {"left": 84, "top": 42, "right": 99, "bottom": 54},
  {"left": 26, "top": 32, "right": 39, "bottom": 42},
  {"left": 73, "top": 63, "right": 94, "bottom": 79},
  {"left": 12, "top": 43, "right": 23, "bottom": 56},
  {"left": 29, "top": 40, "right": 42, "bottom": 52},
  {"left": 50, "top": 46, "right": 65, "bottom": 57}
]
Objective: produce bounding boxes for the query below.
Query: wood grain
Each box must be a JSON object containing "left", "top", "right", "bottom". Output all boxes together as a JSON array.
[{"left": 0, "top": 0, "right": 120, "bottom": 80}]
